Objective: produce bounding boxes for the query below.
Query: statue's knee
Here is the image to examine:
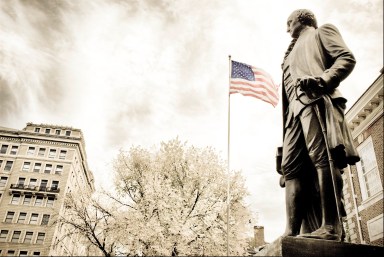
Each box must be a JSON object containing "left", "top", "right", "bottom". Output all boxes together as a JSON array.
[{"left": 285, "top": 178, "right": 303, "bottom": 196}]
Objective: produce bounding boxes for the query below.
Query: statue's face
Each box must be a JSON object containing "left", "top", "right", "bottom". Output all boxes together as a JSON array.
[{"left": 287, "top": 11, "right": 305, "bottom": 38}]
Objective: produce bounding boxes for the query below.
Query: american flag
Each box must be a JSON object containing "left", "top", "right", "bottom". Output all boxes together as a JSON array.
[{"left": 230, "top": 60, "right": 279, "bottom": 107}]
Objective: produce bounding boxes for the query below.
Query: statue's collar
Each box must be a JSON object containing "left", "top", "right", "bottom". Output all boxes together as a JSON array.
[{"left": 298, "top": 26, "right": 315, "bottom": 37}]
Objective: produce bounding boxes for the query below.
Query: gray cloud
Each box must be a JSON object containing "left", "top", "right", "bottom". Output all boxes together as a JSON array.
[{"left": 0, "top": 0, "right": 68, "bottom": 122}]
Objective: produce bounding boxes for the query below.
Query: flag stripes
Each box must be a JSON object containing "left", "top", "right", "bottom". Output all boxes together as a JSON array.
[{"left": 230, "top": 61, "right": 279, "bottom": 107}]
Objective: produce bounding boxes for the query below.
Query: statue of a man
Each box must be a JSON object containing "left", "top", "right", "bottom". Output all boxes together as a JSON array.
[{"left": 279, "top": 9, "right": 360, "bottom": 240}]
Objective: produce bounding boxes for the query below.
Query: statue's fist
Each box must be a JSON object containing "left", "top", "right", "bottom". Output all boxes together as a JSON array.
[
  {"left": 296, "top": 75, "right": 325, "bottom": 99},
  {"left": 296, "top": 75, "right": 318, "bottom": 90}
]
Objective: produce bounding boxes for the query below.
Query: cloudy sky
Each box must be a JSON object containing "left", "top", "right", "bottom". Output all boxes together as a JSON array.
[{"left": 1, "top": 0, "right": 382, "bottom": 242}]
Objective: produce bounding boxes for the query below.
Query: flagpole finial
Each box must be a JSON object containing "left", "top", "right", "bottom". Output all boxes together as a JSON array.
[{"left": 228, "top": 55, "right": 231, "bottom": 59}]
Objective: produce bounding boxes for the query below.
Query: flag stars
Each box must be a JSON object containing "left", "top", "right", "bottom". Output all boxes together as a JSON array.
[{"left": 231, "top": 61, "right": 255, "bottom": 81}]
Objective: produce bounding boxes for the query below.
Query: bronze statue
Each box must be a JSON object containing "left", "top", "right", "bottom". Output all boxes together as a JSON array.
[{"left": 278, "top": 9, "right": 360, "bottom": 241}]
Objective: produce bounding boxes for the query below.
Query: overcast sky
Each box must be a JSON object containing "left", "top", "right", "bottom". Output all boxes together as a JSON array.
[{"left": 1, "top": 0, "right": 382, "bottom": 242}]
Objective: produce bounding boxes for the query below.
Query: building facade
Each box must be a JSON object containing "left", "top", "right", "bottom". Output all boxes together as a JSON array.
[
  {"left": 0, "top": 123, "right": 95, "bottom": 256},
  {"left": 342, "top": 68, "right": 383, "bottom": 246}
]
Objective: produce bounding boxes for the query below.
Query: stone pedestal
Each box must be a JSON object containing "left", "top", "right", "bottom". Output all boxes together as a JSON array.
[{"left": 256, "top": 236, "right": 383, "bottom": 257}]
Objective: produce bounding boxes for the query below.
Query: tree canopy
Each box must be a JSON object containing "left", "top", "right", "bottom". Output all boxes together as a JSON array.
[{"left": 56, "top": 138, "right": 252, "bottom": 256}]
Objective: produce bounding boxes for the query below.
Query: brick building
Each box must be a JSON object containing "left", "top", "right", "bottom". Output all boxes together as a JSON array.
[
  {"left": 0, "top": 123, "right": 95, "bottom": 256},
  {"left": 342, "top": 68, "right": 383, "bottom": 246}
]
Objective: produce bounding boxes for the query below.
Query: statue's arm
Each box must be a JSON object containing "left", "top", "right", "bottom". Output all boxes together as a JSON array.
[{"left": 317, "top": 24, "right": 356, "bottom": 90}]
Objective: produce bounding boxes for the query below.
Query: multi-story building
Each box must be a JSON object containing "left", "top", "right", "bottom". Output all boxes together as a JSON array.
[
  {"left": 0, "top": 123, "right": 95, "bottom": 256},
  {"left": 342, "top": 68, "right": 383, "bottom": 246}
]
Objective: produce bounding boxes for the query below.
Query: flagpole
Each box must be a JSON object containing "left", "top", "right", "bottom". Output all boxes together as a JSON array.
[{"left": 227, "top": 54, "right": 232, "bottom": 257}]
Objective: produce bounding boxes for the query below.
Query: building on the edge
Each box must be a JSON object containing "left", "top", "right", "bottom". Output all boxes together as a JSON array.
[
  {"left": 342, "top": 67, "right": 383, "bottom": 246},
  {"left": 0, "top": 123, "right": 95, "bottom": 256},
  {"left": 247, "top": 214, "right": 267, "bottom": 255}
]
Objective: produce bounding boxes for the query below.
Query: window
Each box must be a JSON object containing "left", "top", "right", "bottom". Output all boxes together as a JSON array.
[
  {"left": 10, "top": 146, "right": 18, "bottom": 155},
  {"left": 55, "top": 165, "right": 63, "bottom": 175},
  {"left": 19, "top": 251, "right": 28, "bottom": 257},
  {"left": 35, "top": 127, "right": 40, "bottom": 132},
  {"left": 41, "top": 214, "right": 50, "bottom": 225},
  {"left": 367, "top": 214, "right": 383, "bottom": 242},
  {"left": 36, "top": 232, "right": 45, "bottom": 244},
  {"left": 65, "top": 130, "right": 71, "bottom": 136},
  {"left": 40, "top": 179, "right": 48, "bottom": 190},
  {"left": 5, "top": 211, "right": 15, "bottom": 222},
  {"left": 27, "top": 146, "right": 35, "bottom": 155},
  {"left": 7, "top": 250, "right": 15, "bottom": 256},
  {"left": 44, "top": 164, "right": 52, "bottom": 174},
  {"left": 24, "top": 232, "right": 33, "bottom": 243},
  {"left": 33, "top": 252, "right": 40, "bottom": 256},
  {"left": 55, "top": 129, "right": 61, "bottom": 135},
  {"left": 45, "top": 128, "right": 51, "bottom": 134},
  {"left": 29, "top": 213, "right": 38, "bottom": 224},
  {"left": 49, "top": 149, "right": 56, "bottom": 158},
  {"left": 23, "top": 195, "right": 32, "bottom": 205},
  {"left": 46, "top": 196, "right": 54, "bottom": 207},
  {"left": 0, "top": 176, "right": 7, "bottom": 187},
  {"left": 51, "top": 180, "right": 59, "bottom": 190},
  {"left": 0, "top": 159, "right": 2, "bottom": 168},
  {"left": 59, "top": 150, "right": 67, "bottom": 160},
  {"left": 33, "top": 163, "right": 41, "bottom": 173},
  {"left": 29, "top": 178, "right": 37, "bottom": 187},
  {"left": 11, "top": 194, "right": 20, "bottom": 204},
  {"left": 11, "top": 231, "right": 21, "bottom": 243},
  {"left": 38, "top": 148, "right": 46, "bottom": 157},
  {"left": 34, "top": 196, "right": 43, "bottom": 206},
  {"left": 0, "top": 144, "right": 8, "bottom": 154},
  {"left": 17, "top": 177, "right": 26, "bottom": 186},
  {"left": 0, "top": 230, "right": 8, "bottom": 242},
  {"left": 17, "top": 212, "right": 27, "bottom": 224},
  {"left": 4, "top": 161, "right": 13, "bottom": 171},
  {"left": 356, "top": 136, "right": 383, "bottom": 200},
  {"left": 22, "top": 162, "right": 31, "bottom": 172}
]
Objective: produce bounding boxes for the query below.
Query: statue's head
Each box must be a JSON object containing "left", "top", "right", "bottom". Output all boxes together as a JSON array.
[
  {"left": 287, "top": 9, "right": 318, "bottom": 38},
  {"left": 295, "top": 9, "right": 318, "bottom": 28},
  {"left": 292, "top": 9, "right": 317, "bottom": 29}
]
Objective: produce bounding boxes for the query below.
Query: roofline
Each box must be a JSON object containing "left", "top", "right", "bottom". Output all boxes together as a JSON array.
[{"left": 346, "top": 67, "right": 384, "bottom": 115}]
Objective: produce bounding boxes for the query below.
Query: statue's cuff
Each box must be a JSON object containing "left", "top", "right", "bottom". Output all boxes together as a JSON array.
[{"left": 320, "top": 70, "right": 340, "bottom": 90}]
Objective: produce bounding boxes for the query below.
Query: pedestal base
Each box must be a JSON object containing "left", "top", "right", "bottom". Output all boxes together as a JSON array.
[{"left": 256, "top": 236, "right": 383, "bottom": 257}]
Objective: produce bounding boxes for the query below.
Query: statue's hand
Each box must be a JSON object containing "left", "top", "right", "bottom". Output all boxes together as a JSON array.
[{"left": 296, "top": 75, "right": 325, "bottom": 99}]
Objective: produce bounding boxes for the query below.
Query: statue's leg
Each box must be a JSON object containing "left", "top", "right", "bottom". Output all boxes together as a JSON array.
[
  {"left": 281, "top": 110, "right": 307, "bottom": 237},
  {"left": 303, "top": 166, "right": 343, "bottom": 240},
  {"left": 315, "top": 167, "right": 339, "bottom": 237},
  {"left": 299, "top": 167, "right": 341, "bottom": 240},
  {"left": 298, "top": 104, "right": 341, "bottom": 240},
  {"left": 283, "top": 177, "right": 303, "bottom": 236}
]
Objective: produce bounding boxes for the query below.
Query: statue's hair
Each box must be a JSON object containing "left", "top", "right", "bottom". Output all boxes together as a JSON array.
[{"left": 294, "top": 9, "right": 318, "bottom": 29}]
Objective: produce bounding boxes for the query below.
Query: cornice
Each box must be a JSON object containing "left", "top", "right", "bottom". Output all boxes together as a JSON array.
[
  {"left": 0, "top": 135, "right": 79, "bottom": 148},
  {"left": 346, "top": 74, "right": 383, "bottom": 138}
]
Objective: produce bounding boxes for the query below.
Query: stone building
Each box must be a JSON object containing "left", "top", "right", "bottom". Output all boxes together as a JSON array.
[
  {"left": 342, "top": 68, "right": 383, "bottom": 246},
  {"left": 0, "top": 123, "right": 95, "bottom": 256}
]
